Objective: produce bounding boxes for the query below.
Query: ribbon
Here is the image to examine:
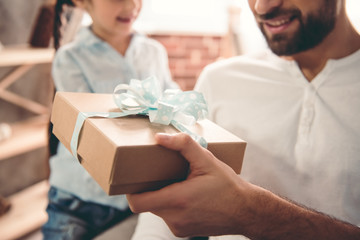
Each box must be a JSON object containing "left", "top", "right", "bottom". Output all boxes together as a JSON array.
[{"left": 70, "top": 76, "right": 208, "bottom": 162}]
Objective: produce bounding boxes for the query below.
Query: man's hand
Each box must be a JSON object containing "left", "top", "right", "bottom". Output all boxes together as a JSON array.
[
  {"left": 127, "top": 133, "right": 252, "bottom": 237},
  {"left": 127, "top": 133, "right": 360, "bottom": 239}
]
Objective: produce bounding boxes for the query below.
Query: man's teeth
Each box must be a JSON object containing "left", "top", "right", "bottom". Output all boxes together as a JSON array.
[{"left": 268, "top": 19, "right": 290, "bottom": 27}]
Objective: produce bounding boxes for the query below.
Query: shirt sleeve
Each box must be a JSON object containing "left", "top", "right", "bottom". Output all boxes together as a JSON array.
[
  {"left": 195, "top": 65, "right": 214, "bottom": 105},
  {"left": 52, "top": 48, "right": 92, "bottom": 92},
  {"left": 131, "top": 212, "right": 189, "bottom": 240}
]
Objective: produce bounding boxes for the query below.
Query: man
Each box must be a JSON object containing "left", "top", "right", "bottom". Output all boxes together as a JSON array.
[{"left": 128, "top": 0, "right": 360, "bottom": 239}]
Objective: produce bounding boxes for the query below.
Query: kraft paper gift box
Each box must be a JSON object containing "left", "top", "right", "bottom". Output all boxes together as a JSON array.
[{"left": 51, "top": 91, "right": 246, "bottom": 195}]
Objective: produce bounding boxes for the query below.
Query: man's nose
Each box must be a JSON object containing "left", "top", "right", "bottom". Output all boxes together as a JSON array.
[{"left": 254, "top": 0, "right": 283, "bottom": 15}]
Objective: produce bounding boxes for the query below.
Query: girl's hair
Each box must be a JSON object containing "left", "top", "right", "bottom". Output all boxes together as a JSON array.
[{"left": 53, "top": 0, "right": 75, "bottom": 49}]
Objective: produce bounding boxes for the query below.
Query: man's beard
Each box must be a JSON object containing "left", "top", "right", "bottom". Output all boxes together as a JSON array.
[{"left": 257, "top": 1, "right": 337, "bottom": 56}]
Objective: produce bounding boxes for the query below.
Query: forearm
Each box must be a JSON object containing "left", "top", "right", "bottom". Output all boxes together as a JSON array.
[{"left": 239, "top": 183, "right": 360, "bottom": 240}]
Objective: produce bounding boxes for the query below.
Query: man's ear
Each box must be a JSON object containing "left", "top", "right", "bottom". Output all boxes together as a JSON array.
[{"left": 72, "top": 0, "right": 86, "bottom": 9}]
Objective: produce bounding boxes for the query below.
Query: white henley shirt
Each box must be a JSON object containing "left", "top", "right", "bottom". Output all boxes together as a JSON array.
[{"left": 132, "top": 49, "right": 360, "bottom": 240}]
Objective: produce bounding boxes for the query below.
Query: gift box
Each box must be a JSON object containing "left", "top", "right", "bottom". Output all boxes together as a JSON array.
[{"left": 51, "top": 91, "right": 246, "bottom": 195}]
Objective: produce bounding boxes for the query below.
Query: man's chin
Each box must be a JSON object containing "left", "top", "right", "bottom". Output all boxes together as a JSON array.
[
  {"left": 267, "top": 41, "right": 291, "bottom": 56},
  {"left": 265, "top": 34, "right": 304, "bottom": 56}
]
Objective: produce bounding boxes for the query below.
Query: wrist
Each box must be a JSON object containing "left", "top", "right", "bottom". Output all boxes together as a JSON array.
[
  {"left": 233, "top": 179, "right": 300, "bottom": 239},
  {"left": 231, "top": 179, "right": 268, "bottom": 237}
]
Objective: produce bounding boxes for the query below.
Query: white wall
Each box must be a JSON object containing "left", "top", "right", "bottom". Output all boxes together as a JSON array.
[
  {"left": 346, "top": 0, "right": 360, "bottom": 32},
  {"left": 134, "top": 0, "right": 230, "bottom": 35}
]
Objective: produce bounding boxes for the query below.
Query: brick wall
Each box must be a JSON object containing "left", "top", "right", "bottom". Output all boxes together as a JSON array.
[{"left": 150, "top": 34, "right": 227, "bottom": 91}]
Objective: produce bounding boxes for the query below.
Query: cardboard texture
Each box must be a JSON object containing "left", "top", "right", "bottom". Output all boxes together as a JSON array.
[{"left": 51, "top": 92, "right": 247, "bottom": 195}]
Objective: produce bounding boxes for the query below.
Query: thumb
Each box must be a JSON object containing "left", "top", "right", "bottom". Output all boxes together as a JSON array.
[{"left": 155, "top": 133, "right": 215, "bottom": 175}]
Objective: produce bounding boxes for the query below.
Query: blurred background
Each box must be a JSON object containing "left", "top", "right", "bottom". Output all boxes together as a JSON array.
[{"left": 0, "top": 0, "right": 359, "bottom": 239}]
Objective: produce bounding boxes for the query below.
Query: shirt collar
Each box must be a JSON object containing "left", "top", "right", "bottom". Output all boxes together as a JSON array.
[
  {"left": 75, "top": 26, "right": 104, "bottom": 47},
  {"left": 74, "top": 26, "right": 142, "bottom": 56}
]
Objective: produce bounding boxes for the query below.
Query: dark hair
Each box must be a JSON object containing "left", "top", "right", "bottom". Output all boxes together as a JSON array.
[
  {"left": 53, "top": 0, "right": 75, "bottom": 49},
  {"left": 49, "top": 0, "right": 76, "bottom": 157}
]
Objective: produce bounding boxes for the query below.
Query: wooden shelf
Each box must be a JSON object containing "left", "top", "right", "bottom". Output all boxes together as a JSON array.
[
  {"left": 0, "top": 180, "right": 49, "bottom": 240},
  {"left": 0, "top": 45, "right": 54, "bottom": 67},
  {"left": 0, "top": 118, "right": 48, "bottom": 161},
  {"left": 0, "top": 45, "right": 54, "bottom": 118},
  {"left": 0, "top": 42, "right": 53, "bottom": 240}
]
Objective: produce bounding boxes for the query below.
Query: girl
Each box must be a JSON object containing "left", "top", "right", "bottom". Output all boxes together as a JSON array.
[{"left": 42, "top": 0, "right": 178, "bottom": 239}]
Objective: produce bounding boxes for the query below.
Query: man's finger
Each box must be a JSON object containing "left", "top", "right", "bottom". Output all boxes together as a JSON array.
[
  {"left": 155, "top": 133, "right": 215, "bottom": 169},
  {"left": 126, "top": 181, "right": 184, "bottom": 213}
]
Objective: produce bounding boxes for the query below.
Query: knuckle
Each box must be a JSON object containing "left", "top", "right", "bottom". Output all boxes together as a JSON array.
[
  {"left": 203, "top": 148, "right": 215, "bottom": 158},
  {"left": 178, "top": 133, "right": 193, "bottom": 145},
  {"left": 170, "top": 220, "right": 190, "bottom": 237},
  {"left": 128, "top": 204, "right": 140, "bottom": 213},
  {"left": 126, "top": 198, "right": 142, "bottom": 213},
  {"left": 172, "top": 193, "right": 191, "bottom": 209}
]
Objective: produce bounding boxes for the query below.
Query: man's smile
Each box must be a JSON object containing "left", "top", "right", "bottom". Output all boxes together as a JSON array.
[{"left": 261, "top": 15, "right": 297, "bottom": 35}]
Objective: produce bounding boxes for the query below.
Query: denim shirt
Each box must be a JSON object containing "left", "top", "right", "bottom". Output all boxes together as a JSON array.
[{"left": 49, "top": 27, "right": 178, "bottom": 210}]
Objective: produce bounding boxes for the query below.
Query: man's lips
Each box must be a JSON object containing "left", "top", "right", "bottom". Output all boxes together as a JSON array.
[{"left": 261, "top": 16, "right": 296, "bottom": 35}]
